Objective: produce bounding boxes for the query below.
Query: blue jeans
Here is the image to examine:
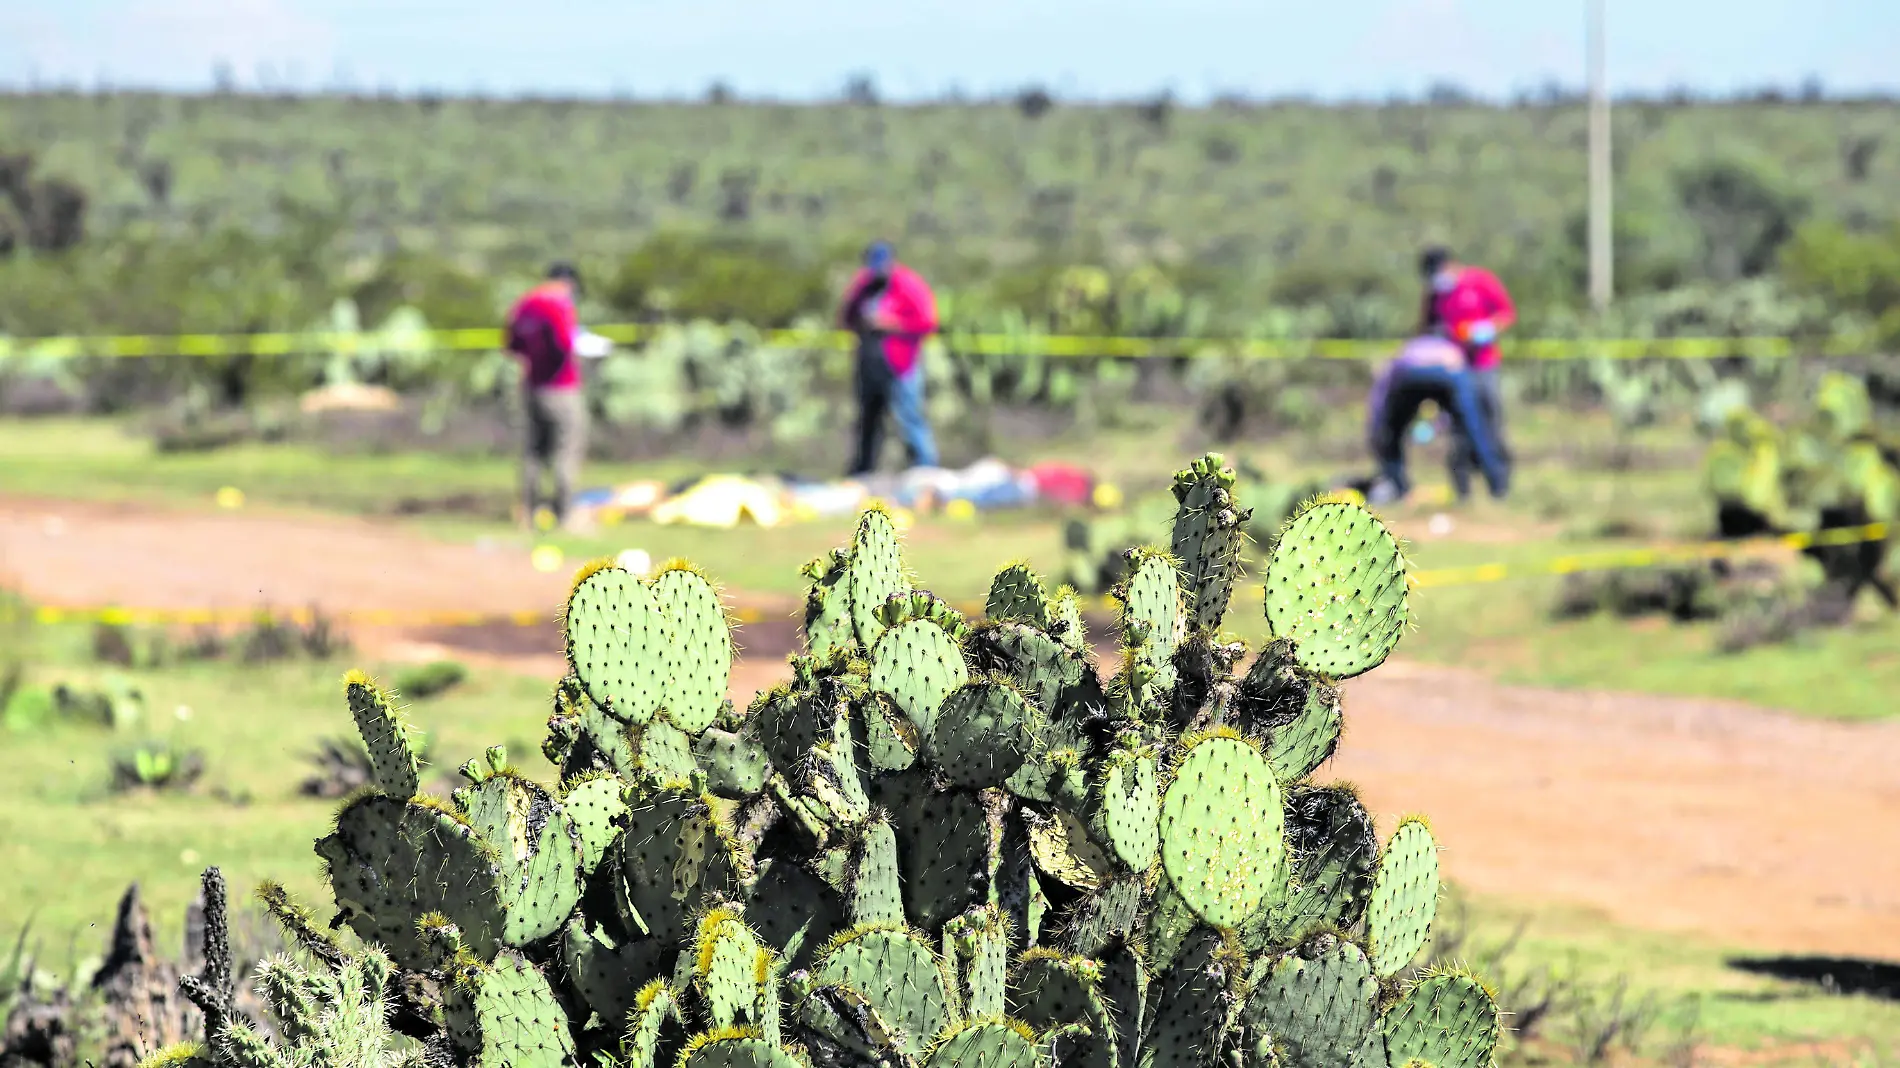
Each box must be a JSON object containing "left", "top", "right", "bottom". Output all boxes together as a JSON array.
[
  {"left": 850, "top": 351, "right": 938, "bottom": 475},
  {"left": 1372, "top": 367, "right": 1509, "bottom": 499},
  {"left": 1448, "top": 368, "right": 1508, "bottom": 500}
]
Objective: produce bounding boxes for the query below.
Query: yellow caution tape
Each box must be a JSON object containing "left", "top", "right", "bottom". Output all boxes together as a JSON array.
[
  {"left": 0, "top": 327, "right": 1867, "bottom": 362},
  {"left": 8, "top": 524, "right": 1885, "bottom": 630},
  {"left": 1408, "top": 522, "right": 1889, "bottom": 589},
  {"left": 16, "top": 603, "right": 780, "bottom": 627}
]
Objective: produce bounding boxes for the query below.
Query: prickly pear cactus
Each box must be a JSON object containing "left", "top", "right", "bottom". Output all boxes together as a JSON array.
[
  {"left": 1263, "top": 498, "right": 1410, "bottom": 679},
  {"left": 566, "top": 562, "right": 667, "bottom": 723},
  {"left": 1170, "top": 453, "right": 1252, "bottom": 634},
  {"left": 848, "top": 506, "right": 909, "bottom": 649},
  {"left": 286, "top": 454, "right": 1493, "bottom": 1068},
  {"left": 654, "top": 563, "right": 733, "bottom": 733},
  {"left": 342, "top": 670, "right": 420, "bottom": 799}
]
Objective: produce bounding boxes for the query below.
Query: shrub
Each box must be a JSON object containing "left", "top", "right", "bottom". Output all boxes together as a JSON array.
[
  {"left": 392, "top": 659, "right": 467, "bottom": 700},
  {"left": 607, "top": 231, "right": 831, "bottom": 326},
  {"left": 109, "top": 740, "right": 206, "bottom": 792}
]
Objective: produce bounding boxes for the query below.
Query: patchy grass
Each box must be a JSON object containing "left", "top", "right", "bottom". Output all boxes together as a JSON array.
[
  {"left": 0, "top": 416, "right": 691, "bottom": 516},
  {"left": 0, "top": 628, "right": 567, "bottom": 952},
  {"left": 4, "top": 411, "right": 1897, "bottom": 720},
  {"left": 1452, "top": 889, "right": 1900, "bottom": 1061}
]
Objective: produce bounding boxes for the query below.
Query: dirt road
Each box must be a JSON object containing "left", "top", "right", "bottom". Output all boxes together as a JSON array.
[{"left": 5, "top": 495, "right": 1897, "bottom": 958}]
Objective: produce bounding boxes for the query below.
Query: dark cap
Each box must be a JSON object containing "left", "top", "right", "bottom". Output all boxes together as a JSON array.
[
  {"left": 547, "top": 260, "right": 583, "bottom": 294},
  {"left": 1418, "top": 246, "right": 1452, "bottom": 277}
]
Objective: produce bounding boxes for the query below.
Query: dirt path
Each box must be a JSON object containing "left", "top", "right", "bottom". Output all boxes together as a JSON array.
[
  {"left": 1335, "top": 660, "right": 1900, "bottom": 960},
  {"left": 5, "top": 494, "right": 1897, "bottom": 959}
]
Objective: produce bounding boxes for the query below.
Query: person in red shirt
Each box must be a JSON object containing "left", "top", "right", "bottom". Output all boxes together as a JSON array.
[
  {"left": 1418, "top": 246, "right": 1516, "bottom": 500},
  {"left": 505, "top": 262, "right": 588, "bottom": 529},
  {"left": 838, "top": 240, "right": 941, "bottom": 476}
]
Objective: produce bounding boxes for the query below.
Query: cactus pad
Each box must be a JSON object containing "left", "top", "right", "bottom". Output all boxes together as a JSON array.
[
  {"left": 682, "top": 1035, "right": 802, "bottom": 1068},
  {"left": 1241, "top": 939, "right": 1378, "bottom": 1068},
  {"left": 1381, "top": 972, "right": 1501, "bottom": 1068},
  {"left": 803, "top": 549, "right": 854, "bottom": 658},
  {"left": 849, "top": 816, "right": 905, "bottom": 927},
  {"left": 316, "top": 795, "right": 505, "bottom": 971},
  {"left": 559, "top": 776, "right": 627, "bottom": 874},
  {"left": 746, "top": 858, "right": 845, "bottom": 972},
  {"left": 1119, "top": 551, "right": 1183, "bottom": 695},
  {"left": 877, "top": 772, "right": 993, "bottom": 931},
  {"left": 633, "top": 718, "right": 701, "bottom": 788},
  {"left": 1262, "top": 501, "right": 1408, "bottom": 680},
  {"left": 987, "top": 563, "right": 1053, "bottom": 630},
  {"left": 753, "top": 685, "right": 828, "bottom": 771},
  {"left": 1097, "top": 940, "right": 1149, "bottom": 1068},
  {"left": 1060, "top": 877, "right": 1144, "bottom": 959},
  {"left": 1145, "top": 931, "right": 1240, "bottom": 1068},
  {"left": 1090, "top": 747, "right": 1160, "bottom": 872},
  {"left": 655, "top": 565, "right": 732, "bottom": 733},
  {"left": 1159, "top": 735, "right": 1286, "bottom": 928},
  {"left": 624, "top": 982, "right": 685, "bottom": 1068},
  {"left": 1170, "top": 454, "right": 1252, "bottom": 635},
  {"left": 1050, "top": 586, "right": 1088, "bottom": 653},
  {"left": 1013, "top": 951, "right": 1106, "bottom": 1030},
  {"left": 925, "top": 1022, "right": 1042, "bottom": 1068},
  {"left": 871, "top": 619, "right": 968, "bottom": 737},
  {"left": 1250, "top": 787, "right": 1377, "bottom": 949},
  {"left": 343, "top": 671, "right": 420, "bottom": 799},
  {"left": 567, "top": 565, "right": 668, "bottom": 723},
  {"left": 929, "top": 679, "right": 1038, "bottom": 790},
  {"left": 944, "top": 906, "right": 1011, "bottom": 1019},
  {"left": 1265, "top": 681, "right": 1343, "bottom": 785},
  {"left": 813, "top": 927, "right": 953, "bottom": 1059},
  {"left": 860, "top": 694, "right": 921, "bottom": 773},
  {"left": 617, "top": 793, "right": 738, "bottom": 946},
  {"left": 694, "top": 911, "right": 769, "bottom": 1031},
  {"left": 560, "top": 916, "right": 673, "bottom": 1031},
  {"left": 694, "top": 728, "right": 771, "bottom": 799},
  {"left": 454, "top": 774, "right": 585, "bottom": 946},
  {"left": 1367, "top": 819, "right": 1440, "bottom": 978},
  {"left": 447, "top": 951, "right": 578, "bottom": 1068},
  {"left": 971, "top": 622, "right": 1093, "bottom": 721},
  {"left": 848, "top": 508, "right": 909, "bottom": 649},
  {"left": 1024, "top": 809, "right": 1114, "bottom": 891}
]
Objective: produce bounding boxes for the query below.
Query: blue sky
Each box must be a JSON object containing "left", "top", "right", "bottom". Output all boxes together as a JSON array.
[{"left": 3, "top": 0, "right": 1897, "bottom": 101}]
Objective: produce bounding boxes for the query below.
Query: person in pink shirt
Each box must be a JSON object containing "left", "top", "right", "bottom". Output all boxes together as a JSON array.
[
  {"left": 838, "top": 240, "right": 940, "bottom": 475},
  {"left": 505, "top": 262, "right": 587, "bottom": 528},
  {"left": 1418, "top": 246, "right": 1516, "bottom": 500}
]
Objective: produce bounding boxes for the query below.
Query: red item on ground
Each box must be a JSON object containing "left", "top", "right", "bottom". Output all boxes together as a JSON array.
[
  {"left": 1026, "top": 461, "right": 1095, "bottom": 506},
  {"left": 506, "top": 281, "right": 581, "bottom": 390},
  {"left": 837, "top": 263, "right": 939, "bottom": 376},
  {"left": 1424, "top": 266, "right": 1515, "bottom": 371}
]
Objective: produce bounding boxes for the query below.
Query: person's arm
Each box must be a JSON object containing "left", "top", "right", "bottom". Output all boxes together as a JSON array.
[
  {"left": 550, "top": 296, "right": 579, "bottom": 355},
  {"left": 838, "top": 271, "right": 869, "bottom": 329},
  {"left": 1482, "top": 270, "right": 1516, "bottom": 333},
  {"left": 887, "top": 269, "right": 938, "bottom": 337}
]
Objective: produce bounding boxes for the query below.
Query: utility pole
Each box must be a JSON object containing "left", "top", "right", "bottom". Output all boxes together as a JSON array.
[{"left": 1587, "top": 0, "right": 1613, "bottom": 312}]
